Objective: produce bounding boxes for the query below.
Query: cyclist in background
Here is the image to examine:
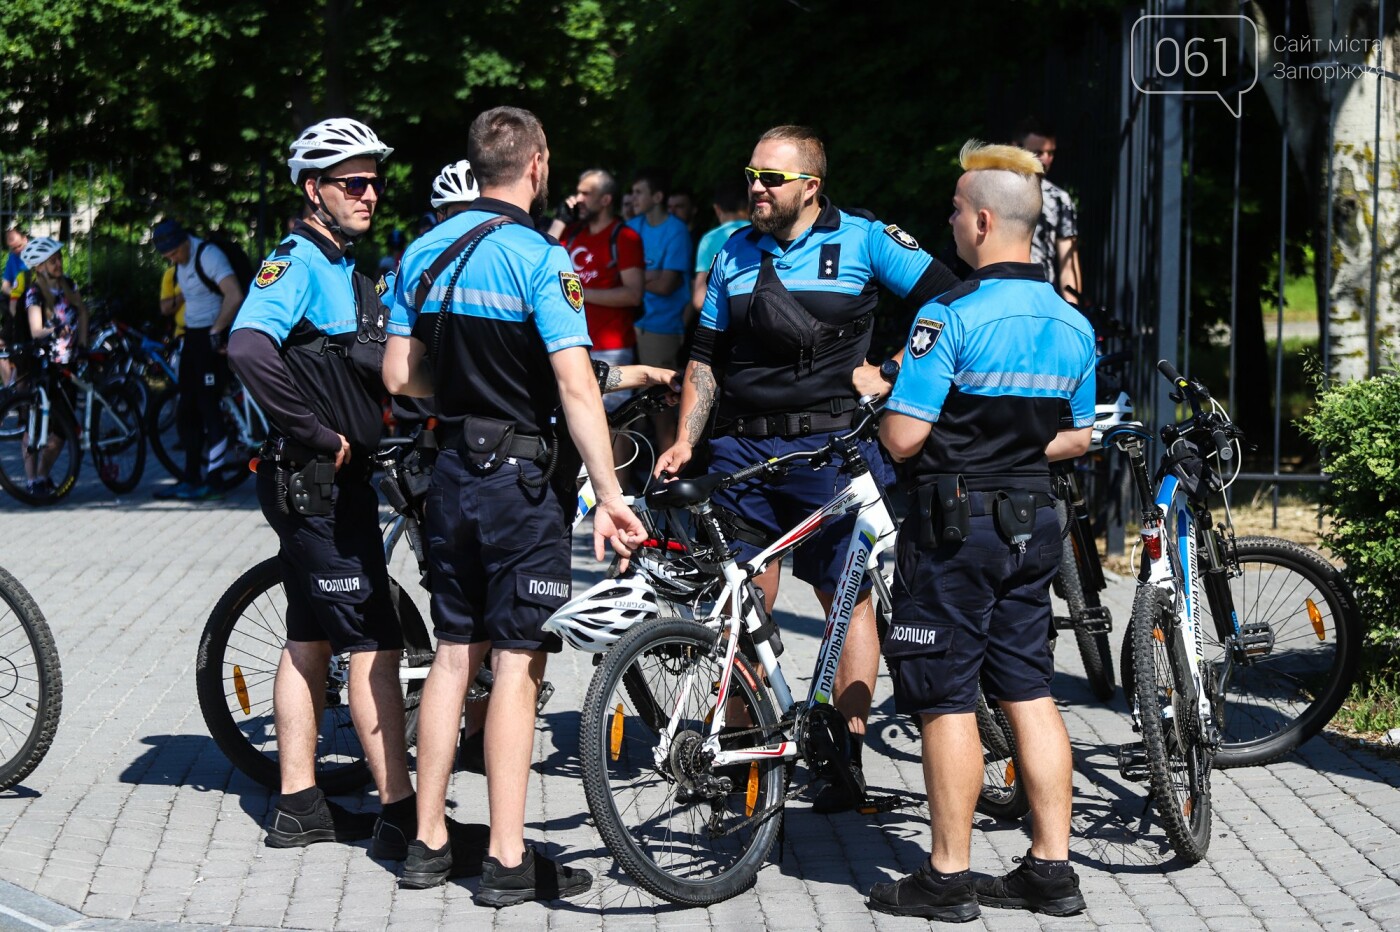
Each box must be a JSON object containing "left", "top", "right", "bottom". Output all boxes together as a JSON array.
[
  {"left": 159, "top": 264, "right": 186, "bottom": 341},
  {"left": 18, "top": 237, "right": 87, "bottom": 496}
]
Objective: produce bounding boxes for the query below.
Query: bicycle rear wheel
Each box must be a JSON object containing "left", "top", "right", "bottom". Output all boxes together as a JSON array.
[
  {"left": 195, "top": 557, "right": 429, "bottom": 794},
  {"left": 580, "top": 618, "right": 786, "bottom": 906},
  {"left": 0, "top": 565, "right": 62, "bottom": 791},
  {"left": 0, "top": 392, "right": 82, "bottom": 506},
  {"left": 1131, "top": 585, "right": 1211, "bottom": 862},
  {"left": 1206, "top": 537, "right": 1361, "bottom": 768},
  {"left": 208, "top": 388, "right": 266, "bottom": 491},
  {"left": 145, "top": 386, "right": 182, "bottom": 481},
  {"left": 91, "top": 377, "right": 146, "bottom": 493}
]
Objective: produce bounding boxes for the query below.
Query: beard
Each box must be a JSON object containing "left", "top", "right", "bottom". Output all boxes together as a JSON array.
[
  {"left": 529, "top": 164, "right": 551, "bottom": 223},
  {"left": 749, "top": 189, "right": 803, "bottom": 235}
]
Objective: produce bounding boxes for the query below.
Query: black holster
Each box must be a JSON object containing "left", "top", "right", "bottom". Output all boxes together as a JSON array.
[
  {"left": 992, "top": 490, "right": 1037, "bottom": 548},
  {"left": 915, "top": 475, "right": 971, "bottom": 547},
  {"left": 459, "top": 415, "right": 517, "bottom": 474},
  {"left": 289, "top": 459, "right": 336, "bottom": 516}
]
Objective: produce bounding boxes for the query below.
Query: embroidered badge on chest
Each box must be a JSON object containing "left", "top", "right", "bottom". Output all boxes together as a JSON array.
[
  {"left": 254, "top": 261, "right": 291, "bottom": 289},
  {"left": 884, "top": 224, "right": 919, "bottom": 250},
  {"left": 909, "top": 317, "right": 945, "bottom": 358},
  {"left": 559, "top": 271, "right": 584, "bottom": 312}
]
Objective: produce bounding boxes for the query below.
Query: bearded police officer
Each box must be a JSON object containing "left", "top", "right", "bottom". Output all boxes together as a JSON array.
[
  {"left": 228, "top": 119, "right": 489, "bottom": 860},
  {"left": 383, "top": 106, "right": 645, "bottom": 906},
  {"left": 654, "top": 124, "right": 959, "bottom": 812},
  {"left": 868, "top": 141, "right": 1095, "bottom": 921}
]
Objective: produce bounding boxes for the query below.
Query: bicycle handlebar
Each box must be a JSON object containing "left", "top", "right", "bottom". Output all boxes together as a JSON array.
[
  {"left": 714, "top": 398, "right": 884, "bottom": 490},
  {"left": 1155, "top": 360, "right": 1239, "bottom": 463}
]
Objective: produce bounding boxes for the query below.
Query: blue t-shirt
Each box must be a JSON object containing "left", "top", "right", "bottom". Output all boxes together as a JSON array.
[
  {"left": 695, "top": 220, "right": 749, "bottom": 274},
  {"left": 3, "top": 252, "right": 26, "bottom": 287},
  {"left": 627, "top": 213, "right": 691, "bottom": 334},
  {"left": 888, "top": 262, "right": 1096, "bottom": 492}
]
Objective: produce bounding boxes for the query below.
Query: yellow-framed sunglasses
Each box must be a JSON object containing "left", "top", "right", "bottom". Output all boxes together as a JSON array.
[{"left": 743, "top": 167, "right": 821, "bottom": 187}]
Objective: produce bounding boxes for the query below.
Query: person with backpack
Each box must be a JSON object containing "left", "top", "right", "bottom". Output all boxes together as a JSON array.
[{"left": 150, "top": 218, "right": 247, "bottom": 500}]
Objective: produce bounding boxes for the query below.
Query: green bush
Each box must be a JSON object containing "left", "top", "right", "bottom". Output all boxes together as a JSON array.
[{"left": 1298, "top": 360, "right": 1400, "bottom": 662}]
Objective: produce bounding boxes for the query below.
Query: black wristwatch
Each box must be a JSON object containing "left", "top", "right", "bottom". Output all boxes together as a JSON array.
[
  {"left": 592, "top": 358, "right": 612, "bottom": 392},
  {"left": 879, "top": 358, "right": 900, "bottom": 384}
]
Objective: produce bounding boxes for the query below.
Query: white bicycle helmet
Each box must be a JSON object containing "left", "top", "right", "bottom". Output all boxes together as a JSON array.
[
  {"left": 1092, "top": 390, "right": 1134, "bottom": 447},
  {"left": 430, "top": 160, "right": 479, "bottom": 209},
  {"left": 287, "top": 118, "right": 393, "bottom": 185},
  {"left": 20, "top": 236, "right": 61, "bottom": 268},
  {"left": 543, "top": 575, "right": 662, "bottom": 653}
]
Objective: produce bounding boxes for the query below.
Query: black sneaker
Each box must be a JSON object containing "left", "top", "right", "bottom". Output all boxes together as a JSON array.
[
  {"left": 868, "top": 862, "right": 980, "bottom": 922},
  {"left": 264, "top": 792, "right": 376, "bottom": 848},
  {"left": 975, "top": 853, "right": 1086, "bottom": 916},
  {"left": 812, "top": 762, "right": 866, "bottom": 814},
  {"left": 373, "top": 814, "right": 490, "bottom": 862},
  {"left": 475, "top": 846, "right": 592, "bottom": 908}
]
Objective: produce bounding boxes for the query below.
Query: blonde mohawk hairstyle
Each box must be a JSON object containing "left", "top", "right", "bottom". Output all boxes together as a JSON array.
[{"left": 959, "top": 139, "right": 1043, "bottom": 177}]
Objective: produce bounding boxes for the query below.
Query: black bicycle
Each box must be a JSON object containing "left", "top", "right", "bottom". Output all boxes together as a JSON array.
[{"left": 0, "top": 564, "right": 62, "bottom": 792}]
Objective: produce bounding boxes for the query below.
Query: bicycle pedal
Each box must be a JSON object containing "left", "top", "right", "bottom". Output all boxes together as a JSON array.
[
  {"left": 855, "top": 793, "right": 916, "bottom": 816},
  {"left": 536, "top": 681, "right": 556, "bottom": 713},
  {"left": 1117, "top": 741, "right": 1149, "bottom": 782},
  {"left": 1239, "top": 621, "right": 1275, "bottom": 657},
  {"left": 1053, "top": 615, "right": 1075, "bottom": 631},
  {"left": 1076, "top": 606, "right": 1113, "bottom": 635}
]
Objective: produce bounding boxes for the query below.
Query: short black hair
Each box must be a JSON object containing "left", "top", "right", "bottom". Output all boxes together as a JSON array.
[
  {"left": 632, "top": 167, "right": 671, "bottom": 201},
  {"left": 1014, "top": 115, "right": 1056, "bottom": 144},
  {"left": 712, "top": 179, "right": 748, "bottom": 213},
  {"left": 468, "top": 106, "right": 547, "bottom": 189}
]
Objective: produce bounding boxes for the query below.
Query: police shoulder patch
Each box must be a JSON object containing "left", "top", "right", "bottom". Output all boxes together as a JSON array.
[
  {"left": 559, "top": 271, "right": 584, "bottom": 312},
  {"left": 909, "top": 317, "right": 945, "bottom": 359},
  {"left": 254, "top": 261, "right": 291, "bottom": 289},
  {"left": 883, "top": 224, "right": 919, "bottom": 250}
]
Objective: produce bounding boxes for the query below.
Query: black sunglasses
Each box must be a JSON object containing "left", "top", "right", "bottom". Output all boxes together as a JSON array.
[{"left": 322, "top": 175, "right": 385, "bottom": 198}]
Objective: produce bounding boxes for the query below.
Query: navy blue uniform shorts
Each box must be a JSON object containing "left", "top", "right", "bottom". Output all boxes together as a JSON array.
[
  {"left": 885, "top": 502, "right": 1061, "bottom": 715},
  {"left": 423, "top": 451, "right": 571, "bottom": 652},
  {"left": 257, "top": 468, "right": 403, "bottom": 654},
  {"left": 708, "top": 433, "right": 893, "bottom": 594}
]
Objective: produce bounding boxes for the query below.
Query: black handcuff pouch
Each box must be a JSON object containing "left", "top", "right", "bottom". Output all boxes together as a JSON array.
[
  {"left": 915, "top": 475, "right": 971, "bottom": 547},
  {"left": 992, "top": 490, "right": 1037, "bottom": 548},
  {"left": 289, "top": 458, "right": 337, "bottom": 517},
  {"left": 460, "top": 415, "right": 515, "bottom": 475}
]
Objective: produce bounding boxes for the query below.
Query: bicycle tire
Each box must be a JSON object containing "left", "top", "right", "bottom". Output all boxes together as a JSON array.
[
  {"left": 0, "top": 392, "right": 82, "bottom": 506},
  {"left": 208, "top": 390, "right": 264, "bottom": 492},
  {"left": 581, "top": 617, "right": 785, "bottom": 906},
  {"left": 145, "top": 386, "right": 182, "bottom": 481},
  {"left": 1131, "top": 585, "right": 1211, "bottom": 862},
  {"left": 91, "top": 377, "right": 147, "bottom": 494},
  {"left": 195, "top": 557, "right": 429, "bottom": 794},
  {"left": 1059, "top": 538, "right": 1117, "bottom": 702},
  {"left": 0, "top": 565, "right": 62, "bottom": 791},
  {"left": 974, "top": 695, "right": 1029, "bottom": 820},
  {"left": 1206, "top": 537, "right": 1361, "bottom": 768}
]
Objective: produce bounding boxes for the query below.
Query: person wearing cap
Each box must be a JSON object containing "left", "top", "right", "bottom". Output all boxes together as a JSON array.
[
  {"left": 229, "top": 118, "right": 489, "bottom": 867},
  {"left": 151, "top": 217, "right": 244, "bottom": 501}
]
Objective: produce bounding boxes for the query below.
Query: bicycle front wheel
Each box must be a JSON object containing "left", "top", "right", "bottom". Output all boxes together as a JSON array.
[
  {"left": 91, "top": 377, "right": 146, "bottom": 494},
  {"left": 1131, "top": 585, "right": 1212, "bottom": 862},
  {"left": 195, "top": 557, "right": 429, "bottom": 794},
  {"left": 1206, "top": 537, "right": 1362, "bottom": 768},
  {"left": 0, "top": 393, "right": 81, "bottom": 506},
  {"left": 145, "top": 386, "right": 182, "bottom": 481},
  {"left": 0, "top": 565, "right": 62, "bottom": 791},
  {"left": 580, "top": 618, "right": 787, "bottom": 906}
]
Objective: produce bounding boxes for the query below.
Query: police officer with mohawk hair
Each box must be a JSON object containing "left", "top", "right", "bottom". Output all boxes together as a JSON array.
[{"left": 869, "top": 140, "right": 1096, "bottom": 922}]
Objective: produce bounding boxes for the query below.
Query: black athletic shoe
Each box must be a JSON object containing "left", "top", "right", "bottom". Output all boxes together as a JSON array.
[
  {"left": 868, "top": 862, "right": 980, "bottom": 922},
  {"left": 812, "top": 763, "right": 866, "bottom": 814},
  {"left": 475, "top": 846, "right": 592, "bottom": 908},
  {"left": 372, "top": 814, "right": 489, "bottom": 862},
  {"left": 264, "top": 792, "right": 376, "bottom": 848},
  {"left": 975, "top": 853, "right": 1086, "bottom": 916},
  {"left": 399, "top": 839, "right": 454, "bottom": 890}
]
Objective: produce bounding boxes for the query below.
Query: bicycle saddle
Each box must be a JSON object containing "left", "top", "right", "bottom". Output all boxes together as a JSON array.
[{"left": 645, "top": 472, "right": 728, "bottom": 509}]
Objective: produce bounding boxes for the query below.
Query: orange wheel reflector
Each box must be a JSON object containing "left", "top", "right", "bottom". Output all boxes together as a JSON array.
[
  {"left": 1004, "top": 761, "right": 1017, "bottom": 785},
  {"left": 232, "top": 665, "right": 251, "bottom": 715},
  {"left": 1184, "top": 798, "right": 1193, "bottom": 818},
  {"left": 1153, "top": 627, "right": 1165, "bottom": 642},
  {"left": 610, "top": 704, "right": 624, "bottom": 761},
  {"left": 1307, "top": 598, "right": 1326, "bottom": 640},
  {"left": 745, "top": 762, "right": 760, "bottom": 816}
]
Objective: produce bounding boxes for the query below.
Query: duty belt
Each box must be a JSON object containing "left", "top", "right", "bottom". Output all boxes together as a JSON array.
[
  {"left": 259, "top": 436, "right": 371, "bottom": 481},
  {"left": 434, "top": 424, "right": 549, "bottom": 464},
  {"left": 964, "top": 490, "right": 1056, "bottom": 516},
  {"left": 720, "top": 403, "right": 857, "bottom": 439}
]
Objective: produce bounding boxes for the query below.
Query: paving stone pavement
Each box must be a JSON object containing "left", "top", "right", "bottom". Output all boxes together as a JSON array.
[{"left": 1, "top": 469, "right": 1399, "bottom": 930}]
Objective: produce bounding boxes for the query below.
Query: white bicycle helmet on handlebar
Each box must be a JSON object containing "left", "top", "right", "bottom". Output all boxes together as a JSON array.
[
  {"left": 543, "top": 574, "right": 664, "bottom": 652},
  {"left": 430, "top": 160, "right": 480, "bottom": 209},
  {"left": 287, "top": 118, "right": 394, "bottom": 185},
  {"left": 20, "top": 236, "right": 62, "bottom": 268}
]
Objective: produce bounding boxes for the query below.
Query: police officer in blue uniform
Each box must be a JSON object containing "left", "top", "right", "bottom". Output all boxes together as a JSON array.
[
  {"left": 383, "top": 106, "right": 645, "bottom": 906},
  {"left": 870, "top": 141, "right": 1095, "bottom": 921},
  {"left": 229, "top": 118, "right": 486, "bottom": 863},
  {"left": 654, "top": 124, "right": 960, "bottom": 811}
]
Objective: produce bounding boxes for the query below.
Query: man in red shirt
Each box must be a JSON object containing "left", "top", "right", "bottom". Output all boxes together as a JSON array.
[{"left": 548, "top": 169, "right": 644, "bottom": 412}]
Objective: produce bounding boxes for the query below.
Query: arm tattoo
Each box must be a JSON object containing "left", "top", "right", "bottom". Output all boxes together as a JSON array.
[
  {"left": 603, "top": 364, "right": 623, "bottom": 394},
  {"left": 684, "top": 363, "right": 717, "bottom": 445}
]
